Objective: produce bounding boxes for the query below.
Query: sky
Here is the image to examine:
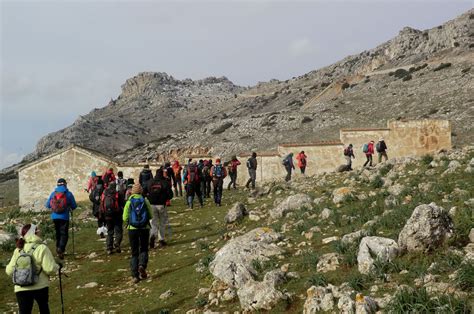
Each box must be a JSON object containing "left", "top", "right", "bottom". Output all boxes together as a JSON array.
[{"left": 1, "top": 0, "right": 472, "bottom": 169}]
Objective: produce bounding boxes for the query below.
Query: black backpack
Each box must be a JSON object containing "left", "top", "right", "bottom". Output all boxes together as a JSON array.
[
  {"left": 149, "top": 181, "right": 163, "bottom": 198},
  {"left": 89, "top": 185, "right": 104, "bottom": 205}
]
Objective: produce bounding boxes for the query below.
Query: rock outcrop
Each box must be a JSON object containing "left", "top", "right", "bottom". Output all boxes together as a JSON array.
[
  {"left": 357, "top": 236, "right": 399, "bottom": 275},
  {"left": 269, "top": 194, "right": 313, "bottom": 219}
]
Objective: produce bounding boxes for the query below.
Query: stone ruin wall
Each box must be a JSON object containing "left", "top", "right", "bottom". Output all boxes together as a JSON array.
[{"left": 19, "top": 148, "right": 115, "bottom": 208}]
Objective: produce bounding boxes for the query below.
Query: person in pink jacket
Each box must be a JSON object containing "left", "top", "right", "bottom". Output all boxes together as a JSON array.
[{"left": 363, "top": 141, "right": 375, "bottom": 167}]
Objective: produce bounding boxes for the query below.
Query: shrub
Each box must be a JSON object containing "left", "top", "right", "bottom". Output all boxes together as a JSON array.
[
  {"left": 307, "top": 273, "right": 328, "bottom": 287},
  {"left": 195, "top": 297, "right": 208, "bottom": 308},
  {"left": 393, "top": 68, "right": 409, "bottom": 79},
  {"left": 421, "top": 154, "right": 434, "bottom": 165},
  {"left": 301, "top": 250, "right": 320, "bottom": 269},
  {"left": 341, "top": 82, "right": 350, "bottom": 90},
  {"left": 379, "top": 164, "right": 393, "bottom": 176},
  {"left": 454, "top": 262, "right": 474, "bottom": 291},
  {"left": 433, "top": 63, "right": 452, "bottom": 72},
  {"left": 402, "top": 74, "right": 412, "bottom": 81},
  {"left": 200, "top": 254, "right": 214, "bottom": 268},
  {"left": 301, "top": 116, "right": 313, "bottom": 123},
  {"left": 348, "top": 273, "right": 370, "bottom": 291},
  {"left": 449, "top": 206, "right": 474, "bottom": 247},
  {"left": 370, "top": 176, "right": 384, "bottom": 189}
]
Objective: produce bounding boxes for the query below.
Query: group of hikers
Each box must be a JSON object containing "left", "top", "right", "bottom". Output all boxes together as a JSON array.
[
  {"left": 5, "top": 140, "right": 388, "bottom": 312},
  {"left": 343, "top": 138, "right": 388, "bottom": 170}
]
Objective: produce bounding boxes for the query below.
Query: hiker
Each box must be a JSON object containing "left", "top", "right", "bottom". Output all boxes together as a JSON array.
[
  {"left": 283, "top": 153, "right": 295, "bottom": 182},
  {"left": 115, "top": 171, "right": 128, "bottom": 208},
  {"left": 343, "top": 144, "right": 355, "bottom": 170},
  {"left": 5, "top": 224, "right": 61, "bottom": 314},
  {"left": 210, "top": 158, "right": 227, "bottom": 206},
  {"left": 296, "top": 151, "right": 308, "bottom": 175},
  {"left": 163, "top": 162, "right": 175, "bottom": 206},
  {"left": 101, "top": 182, "right": 123, "bottom": 254},
  {"left": 86, "top": 171, "right": 98, "bottom": 193},
  {"left": 227, "top": 156, "right": 241, "bottom": 190},
  {"left": 102, "top": 167, "right": 116, "bottom": 188},
  {"left": 203, "top": 160, "right": 212, "bottom": 198},
  {"left": 245, "top": 152, "right": 258, "bottom": 189},
  {"left": 45, "top": 178, "right": 77, "bottom": 259},
  {"left": 147, "top": 168, "right": 173, "bottom": 249},
  {"left": 171, "top": 160, "right": 183, "bottom": 197},
  {"left": 183, "top": 161, "right": 203, "bottom": 209},
  {"left": 363, "top": 140, "right": 375, "bottom": 167},
  {"left": 89, "top": 177, "right": 106, "bottom": 238},
  {"left": 376, "top": 138, "right": 388, "bottom": 163},
  {"left": 123, "top": 183, "right": 153, "bottom": 283},
  {"left": 125, "top": 178, "right": 135, "bottom": 201},
  {"left": 139, "top": 165, "right": 154, "bottom": 195},
  {"left": 198, "top": 160, "right": 206, "bottom": 199}
]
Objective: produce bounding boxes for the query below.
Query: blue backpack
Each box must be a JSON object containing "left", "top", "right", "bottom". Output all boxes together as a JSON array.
[
  {"left": 128, "top": 197, "right": 148, "bottom": 228},
  {"left": 362, "top": 143, "right": 369, "bottom": 153},
  {"left": 213, "top": 164, "right": 223, "bottom": 178}
]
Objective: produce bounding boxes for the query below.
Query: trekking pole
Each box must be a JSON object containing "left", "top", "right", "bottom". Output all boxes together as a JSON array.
[
  {"left": 58, "top": 267, "right": 65, "bottom": 314},
  {"left": 70, "top": 209, "right": 75, "bottom": 256}
]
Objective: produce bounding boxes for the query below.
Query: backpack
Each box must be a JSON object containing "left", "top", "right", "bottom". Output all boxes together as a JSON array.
[
  {"left": 246, "top": 159, "right": 252, "bottom": 169},
  {"left": 101, "top": 191, "right": 118, "bottom": 217},
  {"left": 213, "top": 164, "right": 223, "bottom": 178},
  {"left": 103, "top": 173, "right": 113, "bottom": 186},
  {"left": 282, "top": 156, "right": 290, "bottom": 166},
  {"left": 202, "top": 165, "right": 210, "bottom": 178},
  {"left": 376, "top": 142, "right": 381, "bottom": 152},
  {"left": 89, "top": 185, "right": 104, "bottom": 205},
  {"left": 362, "top": 143, "right": 369, "bottom": 153},
  {"left": 128, "top": 197, "right": 148, "bottom": 228},
  {"left": 149, "top": 181, "right": 163, "bottom": 198},
  {"left": 125, "top": 187, "right": 132, "bottom": 201},
  {"left": 344, "top": 148, "right": 350, "bottom": 156},
  {"left": 187, "top": 164, "right": 199, "bottom": 183},
  {"left": 12, "top": 245, "right": 41, "bottom": 286},
  {"left": 116, "top": 178, "right": 127, "bottom": 194},
  {"left": 50, "top": 191, "right": 67, "bottom": 213},
  {"left": 300, "top": 155, "right": 307, "bottom": 166}
]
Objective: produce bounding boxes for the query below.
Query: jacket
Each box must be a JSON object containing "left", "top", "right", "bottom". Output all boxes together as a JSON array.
[
  {"left": 5, "top": 234, "right": 60, "bottom": 293},
  {"left": 284, "top": 154, "right": 295, "bottom": 169},
  {"left": 139, "top": 169, "right": 153, "bottom": 186},
  {"left": 102, "top": 170, "right": 116, "bottom": 188},
  {"left": 247, "top": 157, "right": 257, "bottom": 170},
  {"left": 366, "top": 142, "right": 375, "bottom": 155},
  {"left": 86, "top": 176, "right": 98, "bottom": 193},
  {"left": 45, "top": 186, "right": 77, "bottom": 221},
  {"left": 123, "top": 194, "right": 153, "bottom": 230},
  {"left": 146, "top": 178, "right": 173, "bottom": 205},
  {"left": 229, "top": 160, "right": 241, "bottom": 173},
  {"left": 296, "top": 153, "right": 307, "bottom": 168},
  {"left": 172, "top": 162, "right": 182, "bottom": 178},
  {"left": 100, "top": 188, "right": 120, "bottom": 218},
  {"left": 210, "top": 163, "right": 227, "bottom": 180},
  {"left": 377, "top": 140, "right": 387, "bottom": 152}
]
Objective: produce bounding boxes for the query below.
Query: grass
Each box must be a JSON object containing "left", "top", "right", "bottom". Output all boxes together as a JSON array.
[{"left": 454, "top": 262, "right": 474, "bottom": 292}]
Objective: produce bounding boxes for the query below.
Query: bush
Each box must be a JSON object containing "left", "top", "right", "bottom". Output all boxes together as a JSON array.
[
  {"left": 455, "top": 262, "right": 474, "bottom": 291},
  {"left": 393, "top": 68, "right": 409, "bottom": 79},
  {"left": 371, "top": 176, "right": 384, "bottom": 189},
  {"left": 379, "top": 164, "right": 393, "bottom": 176},
  {"left": 421, "top": 154, "right": 434, "bottom": 165},
  {"left": 307, "top": 273, "right": 328, "bottom": 287},
  {"left": 433, "top": 63, "right": 452, "bottom": 72},
  {"left": 300, "top": 250, "right": 320, "bottom": 269},
  {"left": 301, "top": 116, "right": 313, "bottom": 123},
  {"left": 195, "top": 296, "right": 208, "bottom": 308},
  {"left": 341, "top": 82, "right": 350, "bottom": 90},
  {"left": 348, "top": 273, "right": 370, "bottom": 291},
  {"left": 402, "top": 74, "right": 412, "bottom": 81}
]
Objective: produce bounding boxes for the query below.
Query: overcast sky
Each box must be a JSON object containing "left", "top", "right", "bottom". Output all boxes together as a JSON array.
[{"left": 1, "top": 0, "right": 471, "bottom": 169}]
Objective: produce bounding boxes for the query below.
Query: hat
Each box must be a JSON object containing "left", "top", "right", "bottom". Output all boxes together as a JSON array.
[
  {"left": 144, "top": 164, "right": 150, "bottom": 169},
  {"left": 57, "top": 178, "right": 67, "bottom": 186},
  {"left": 216, "top": 158, "right": 221, "bottom": 163},
  {"left": 349, "top": 144, "right": 353, "bottom": 147},
  {"left": 91, "top": 171, "right": 96, "bottom": 177},
  {"left": 379, "top": 137, "right": 384, "bottom": 141},
  {"left": 131, "top": 183, "right": 143, "bottom": 195}
]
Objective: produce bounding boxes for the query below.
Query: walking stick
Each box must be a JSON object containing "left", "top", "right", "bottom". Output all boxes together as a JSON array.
[
  {"left": 58, "top": 267, "right": 65, "bottom": 314},
  {"left": 70, "top": 209, "right": 75, "bottom": 256}
]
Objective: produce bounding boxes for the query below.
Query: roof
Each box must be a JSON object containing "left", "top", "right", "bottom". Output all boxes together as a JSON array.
[
  {"left": 238, "top": 151, "right": 280, "bottom": 157},
  {"left": 18, "top": 144, "right": 116, "bottom": 172},
  {"left": 278, "top": 140, "right": 343, "bottom": 147},
  {"left": 340, "top": 128, "right": 390, "bottom": 132}
]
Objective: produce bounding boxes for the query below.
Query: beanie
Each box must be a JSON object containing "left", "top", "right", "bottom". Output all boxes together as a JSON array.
[
  {"left": 57, "top": 178, "right": 67, "bottom": 186},
  {"left": 131, "top": 183, "right": 143, "bottom": 195}
]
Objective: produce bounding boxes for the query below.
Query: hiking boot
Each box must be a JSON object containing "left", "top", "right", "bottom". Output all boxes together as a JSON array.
[
  {"left": 56, "top": 248, "right": 65, "bottom": 260},
  {"left": 115, "top": 247, "right": 121, "bottom": 253},
  {"left": 100, "top": 232, "right": 105, "bottom": 239},
  {"left": 138, "top": 266, "right": 147, "bottom": 279},
  {"left": 132, "top": 277, "right": 140, "bottom": 284},
  {"left": 158, "top": 240, "right": 167, "bottom": 248},
  {"left": 107, "top": 249, "right": 113, "bottom": 255},
  {"left": 149, "top": 236, "right": 156, "bottom": 249}
]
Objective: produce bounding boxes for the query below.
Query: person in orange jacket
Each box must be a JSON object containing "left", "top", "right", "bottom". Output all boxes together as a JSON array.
[
  {"left": 296, "top": 151, "right": 308, "bottom": 175},
  {"left": 210, "top": 159, "right": 227, "bottom": 206},
  {"left": 171, "top": 160, "right": 183, "bottom": 197}
]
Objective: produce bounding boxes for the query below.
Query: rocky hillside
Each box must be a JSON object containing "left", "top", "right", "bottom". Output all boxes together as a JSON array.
[
  {"left": 1, "top": 146, "right": 473, "bottom": 312},
  {"left": 25, "top": 9, "right": 474, "bottom": 164}
]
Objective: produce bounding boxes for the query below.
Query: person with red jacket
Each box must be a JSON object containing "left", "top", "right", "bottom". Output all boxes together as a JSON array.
[
  {"left": 171, "top": 160, "right": 183, "bottom": 197},
  {"left": 102, "top": 167, "right": 116, "bottom": 188},
  {"left": 210, "top": 159, "right": 227, "bottom": 206},
  {"left": 363, "top": 141, "right": 375, "bottom": 167},
  {"left": 227, "top": 156, "right": 241, "bottom": 190},
  {"left": 86, "top": 171, "right": 98, "bottom": 192},
  {"left": 296, "top": 151, "right": 308, "bottom": 175}
]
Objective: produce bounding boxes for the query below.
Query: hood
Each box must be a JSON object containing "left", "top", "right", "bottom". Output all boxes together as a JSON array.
[
  {"left": 55, "top": 185, "right": 68, "bottom": 193},
  {"left": 24, "top": 234, "right": 43, "bottom": 244},
  {"left": 173, "top": 161, "right": 180, "bottom": 168},
  {"left": 142, "top": 168, "right": 152, "bottom": 173}
]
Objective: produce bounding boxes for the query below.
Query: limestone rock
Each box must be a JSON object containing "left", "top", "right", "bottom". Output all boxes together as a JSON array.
[
  {"left": 159, "top": 289, "right": 174, "bottom": 300},
  {"left": 320, "top": 208, "right": 333, "bottom": 220},
  {"left": 355, "top": 294, "right": 378, "bottom": 314},
  {"left": 469, "top": 228, "right": 474, "bottom": 243},
  {"left": 341, "top": 230, "right": 366, "bottom": 245},
  {"left": 357, "top": 236, "right": 399, "bottom": 275},
  {"left": 398, "top": 203, "right": 453, "bottom": 252},
  {"left": 338, "top": 294, "right": 356, "bottom": 314},
  {"left": 225, "top": 202, "right": 247, "bottom": 224},
  {"left": 333, "top": 187, "right": 353, "bottom": 204},
  {"left": 317, "top": 253, "right": 341, "bottom": 273},
  {"left": 322, "top": 236, "right": 340, "bottom": 244},
  {"left": 388, "top": 183, "right": 404, "bottom": 196},
  {"left": 209, "top": 227, "right": 283, "bottom": 288},
  {"left": 303, "top": 286, "right": 334, "bottom": 313},
  {"left": 269, "top": 194, "right": 312, "bottom": 219},
  {"left": 83, "top": 282, "right": 98, "bottom": 288},
  {"left": 236, "top": 270, "right": 286, "bottom": 311}
]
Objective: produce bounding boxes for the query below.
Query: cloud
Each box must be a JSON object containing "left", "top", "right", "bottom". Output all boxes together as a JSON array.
[{"left": 288, "top": 38, "right": 318, "bottom": 57}]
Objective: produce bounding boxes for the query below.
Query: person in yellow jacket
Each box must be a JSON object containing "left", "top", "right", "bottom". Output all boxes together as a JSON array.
[
  {"left": 6, "top": 223, "right": 60, "bottom": 314},
  {"left": 122, "top": 183, "right": 153, "bottom": 283}
]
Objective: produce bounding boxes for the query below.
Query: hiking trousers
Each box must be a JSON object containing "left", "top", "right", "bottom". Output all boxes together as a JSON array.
[
  {"left": 299, "top": 166, "right": 306, "bottom": 174},
  {"left": 16, "top": 287, "right": 50, "bottom": 314},
  {"left": 378, "top": 151, "right": 388, "bottom": 163},
  {"left": 128, "top": 228, "right": 149, "bottom": 279},
  {"left": 106, "top": 214, "right": 123, "bottom": 251},
  {"left": 228, "top": 172, "right": 237, "bottom": 189},
  {"left": 174, "top": 180, "right": 183, "bottom": 197},
  {"left": 246, "top": 169, "right": 256, "bottom": 189},
  {"left": 186, "top": 183, "right": 203, "bottom": 208},
  {"left": 213, "top": 179, "right": 224, "bottom": 205},
  {"left": 364, "top": 154, "right": 373, "bottom": 167},
  {"left": 150, "top": 205, "right": 169, "bottom": 241},
  {"left": 53, "top": 219, "right": 69, "bottom": 254},
  {"left": 205, "top": 178, "right": 212, "bottom": 197},
  {"left": 285, "top": 166, "right": 293, "bottom": 182}
]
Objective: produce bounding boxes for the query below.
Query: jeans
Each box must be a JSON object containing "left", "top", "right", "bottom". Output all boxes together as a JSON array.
[
  {"left": 205, "top": 179, "right": 212, "bottom": 198},
  {"left": 128, "top": 229, "right": 149, "bottom": 278},
  {"left": 378, "top": 151, "right": 388, "bottom": 163},
  {"left": 228, "top": 172, "right": 237, "bottom": 189},
  {"left": 106, "top": 215, "right": 123, "bottom": 250},
  {"left": 246, "top": 169, "right": 256, "bottom": 189},
  {"left": 53, "top": 219, "right": 69, "bottom": 254},
  {"left": 285, "top": 166, "right": 292, "bottom": 182},
  {"left": 364, "top": 154, "right": 373, "bottom": 167},
  {"left": 150, "top": 205, "right": 169, "bottom": 241},
  {"left": 173, "top": 179, "right": 183, "bottom": 197},
  {"left": 16, "top": 287, "right": 50, "bottom": 314},
  {"left": 213, "top": 178, "right": 224, "bottom": 205}
]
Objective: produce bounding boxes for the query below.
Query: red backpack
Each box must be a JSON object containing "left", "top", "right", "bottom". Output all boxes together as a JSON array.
[
  {"left": 186, "top": 164, "right": 199, "bottom": 183},
  {"left": 101, "top": 191, "right": 119, "bottom": 217},
  {"left": 50, "top": 192, "right": 67, "bottom": 213}
]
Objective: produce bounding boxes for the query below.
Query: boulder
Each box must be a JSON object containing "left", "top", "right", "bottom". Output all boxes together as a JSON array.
[
  {"left": 224, "top": 202, "right": 247, "bottom": 224},
  {"left": 269, "top": 194, "right": 312, "bottom": 219},
  {"left": 317, "top": 253, "right": 341, "bottom": 273},
  {"left": 398, "top": 203, "right": 453, "bottom": 252},
  {"left": 357, "top": 236, "right": 399, "bottom": 275},
  {"left": 355, "top": 293, "right": 378, "bottom": 314},
  {"left": 341, "top": 230, "right": 366, "bottom": 245},
  {"left": 332, "top": 187, "right": 353, "bottom": 204},
  {"left": 236, "top": 270, "right": 286, "bottom": 311},
  {"left": 303, "top": 286, "right": 334, "bottom": 313},
  {"left": 338, "top": 294, "right": 356, "bottom": 313}
]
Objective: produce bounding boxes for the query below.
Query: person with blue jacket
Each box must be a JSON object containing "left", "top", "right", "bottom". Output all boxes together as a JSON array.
[{"left": 45, "top": 178, "right": 77, "bottom": 259}]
